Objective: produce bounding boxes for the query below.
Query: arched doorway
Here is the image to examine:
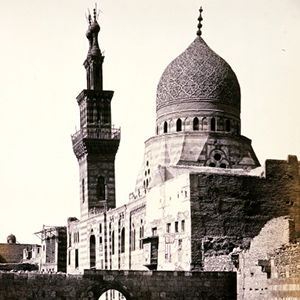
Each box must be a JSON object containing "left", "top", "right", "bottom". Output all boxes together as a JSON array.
[{"left": 90, "top": 235, "right": 96, "bottom": 268}]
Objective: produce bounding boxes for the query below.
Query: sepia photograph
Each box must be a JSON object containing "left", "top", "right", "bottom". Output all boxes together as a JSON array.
[{"left": 0, "top": 0, "right": 299, "bottom": 299}]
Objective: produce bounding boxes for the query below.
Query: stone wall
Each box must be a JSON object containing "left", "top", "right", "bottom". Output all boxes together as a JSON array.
[
  {"left": 0, "top": 271, "right": 91, "bottom": 300},
  {"left": 0, "top": 269, "right": 237, "bottom": 300},
  {"left": 0, "top": 243, "right": 37, "bottom": 263},
  {"left": 189, "top": 156, "right": 300, "bottom": 270}
]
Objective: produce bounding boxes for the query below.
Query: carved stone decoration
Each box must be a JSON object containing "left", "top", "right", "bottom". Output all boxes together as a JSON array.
[{"left": 156, "top": 37, "right": 240, "bottom": 112}]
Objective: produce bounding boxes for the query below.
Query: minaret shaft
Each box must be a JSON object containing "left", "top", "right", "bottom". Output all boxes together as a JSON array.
[{"left": 71, "top": 14, "right": 120, "bottom": 220}]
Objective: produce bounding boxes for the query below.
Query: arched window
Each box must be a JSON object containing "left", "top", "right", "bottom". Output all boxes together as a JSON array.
[
  {"left": 218, "top": 118, "right": 224, "bottom": 131},
  {"left": 97, "top": 176, "right": 105, "bottom": 200},
  {"left": 82, "top": 179, "right": 85, "bottom": 203},
  {"left": 111, "top": 231, "right": 115, "bottom": 255},
  {"left": 202, "top": 118, "right": 208, "bottom": 131},
  {"left": 176, "top": 119, "right": 182, "bottom": 132},
  {"left": 89, "top": 235, "right": 96, "bottom": 268},
  {"left": 164, "top": 121, "right": 168, "bottom": 133},
  {"left": 193, "top": 117, "right": 199, "bottom": 131},
  {"left": 226, "top": 120, "right": 231, "bottom": 132},
  {"left": 210, "top": 117, "right": 216, "bottom": 131},
  {"left": 121, "top": 228, "right": 125, "bottom": 253}
]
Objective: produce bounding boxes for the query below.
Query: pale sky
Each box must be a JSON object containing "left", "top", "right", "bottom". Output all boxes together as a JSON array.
[{"left": 0, "top": 0, "right": 299, "bottom": 244}]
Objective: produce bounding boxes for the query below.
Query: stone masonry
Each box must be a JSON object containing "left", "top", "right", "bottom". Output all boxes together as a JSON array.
[{"left": 0, "top": 269, "right": 236, "bottom": 300}]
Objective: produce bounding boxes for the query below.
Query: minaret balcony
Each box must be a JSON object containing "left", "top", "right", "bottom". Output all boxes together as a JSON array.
[{"left": 71, "top": 125, "right": 120, "bottom": 145}]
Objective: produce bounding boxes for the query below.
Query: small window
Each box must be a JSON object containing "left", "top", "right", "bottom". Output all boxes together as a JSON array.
[
  {"left": 164, "top": 121, "right": 168, "bottom": 133},
  {"left": 209, "top": 162, "right": 216, "bottom": 167},
  {"left": 156, "top": 125, "right": 159, "bottom": 135},
  {"left": 131, "top": 229, "right": 136, "bottom": 251},
  {"left": 139, "top": 226, "right": 144, "bottom": 249},
  {"left": 211, "top": 117, "right": 216, "bottom": 131},
  {"left": 75, "top": 249, "right": 79, "bottom": 268},
  {"left": 121, "top": 228, "right": 125, "bottom": 253},
  {"left": 166, "top": 223, "right": 171, "bottom": 233},
  {"left": 178, "top": 239, "right": 182, "bottom": 250},
  {"left": 97, "top": 176, "right": 106, "bottom": 200},
  {"left": 176, "top": 119, "right": 182, "bottom": 132},
  {"left": 99, "top": 223, "right": 102, "bottom": 233},
  {"left": 181, "top": 220, "right": 185, "bottom": 232},
  {"left": 214, "top": 153, "right": 221, "bottom": 161},
  {"left": 152, "top": 227, "right": 157, "bottom": 236},
  {"left": 82, "top": 179, "right": 85, "bottom": 203},
  {"left": 68, "top": 250, "right": 71, "bottom": 265},
  {"left": 226, "top": 120, "right": 230, "bottom": 132},
  {"left": 193, "top": 117, "right": 199, "bottom": 131},
  {"left": 220, "top": 163, "right": 227, "bottom": 169},
  {"left": 175, "top": 222, "right": 178, "bottom": 233},
  {"left": 112, "top": 231, "right": 115, "bottom": 255},
  {"left": 89, "top": 235, "right": 96, "bottom": 268}
]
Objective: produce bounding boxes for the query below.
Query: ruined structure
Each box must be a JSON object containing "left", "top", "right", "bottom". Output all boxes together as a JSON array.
[
  {"left": 67, "top": 7, "right": 300, "bottom": 299},
  {"left": 34, "top": 225, "right": 67, "bottom": 273},
  {"left": 0, "top": 234, "right": 40, "bottom": 271}
]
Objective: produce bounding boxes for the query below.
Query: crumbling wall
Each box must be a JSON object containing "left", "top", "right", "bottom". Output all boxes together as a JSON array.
[
  {"left": 238, "top": 216, "right": 291, "bottom": 300},
  {"left": 267, "top": 241, "right": 300, "bottom": 299}
]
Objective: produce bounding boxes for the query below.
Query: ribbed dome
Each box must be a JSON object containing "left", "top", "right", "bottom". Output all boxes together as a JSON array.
[{"left": 156, "top": 36, "right": 241, "bottom": 122}]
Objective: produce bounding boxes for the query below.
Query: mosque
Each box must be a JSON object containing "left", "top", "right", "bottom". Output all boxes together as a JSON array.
[{"left": 67, "top": 6, "right": 300, "bottom": 299}]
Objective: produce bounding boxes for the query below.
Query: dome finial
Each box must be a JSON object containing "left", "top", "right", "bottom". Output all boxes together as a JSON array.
[{"left": 197, "top": 6, "right": 203, "bottom": 36}]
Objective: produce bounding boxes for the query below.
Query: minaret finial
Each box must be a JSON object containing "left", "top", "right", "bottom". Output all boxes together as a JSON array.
[
  {"left": 197, "top": 6, "right": 203, "bottom": 36},
  {"left": 88, "top": 12, "right": 92, "bottom": 26},
  {"left": 93, "top": 7, "right": 97, "bottom": 22}
]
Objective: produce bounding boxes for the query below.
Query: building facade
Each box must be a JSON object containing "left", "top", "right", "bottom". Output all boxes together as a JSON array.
[{"left": 67, "top": 7, "right": 300, "bottom": 299}]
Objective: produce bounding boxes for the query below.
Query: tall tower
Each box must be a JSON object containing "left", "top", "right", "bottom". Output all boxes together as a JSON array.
[{"left": 72, "top": 10, "right": 120, "bottom": 220}]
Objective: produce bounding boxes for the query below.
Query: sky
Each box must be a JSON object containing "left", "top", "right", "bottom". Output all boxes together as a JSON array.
[{"left": 0, "top": 0, "right": 299, "bottom": 244}]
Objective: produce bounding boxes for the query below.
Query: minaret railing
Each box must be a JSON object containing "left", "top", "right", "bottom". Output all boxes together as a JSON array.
[{"left": 71, "top": 125, "right": 120, "bottom": 145}]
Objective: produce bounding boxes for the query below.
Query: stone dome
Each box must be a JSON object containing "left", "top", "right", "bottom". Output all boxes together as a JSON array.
[
  {"left": 156, "top": 36, "right": 241, "bottom": 124},
  {"left": 7, "top": 233, "right": 16, "bottom": 244}
]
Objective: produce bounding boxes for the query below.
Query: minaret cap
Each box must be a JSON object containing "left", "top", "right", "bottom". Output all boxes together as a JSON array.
[
  {"left": 197, "top": 6, "right": 203, "bottom": 36},
  {"left": 86, "top": 6, "right": 101, "bottom": 57}
]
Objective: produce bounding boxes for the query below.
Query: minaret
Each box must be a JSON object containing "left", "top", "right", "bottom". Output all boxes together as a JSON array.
[{"left": 72, "top": 9, "right": 120, "bottom": 220}]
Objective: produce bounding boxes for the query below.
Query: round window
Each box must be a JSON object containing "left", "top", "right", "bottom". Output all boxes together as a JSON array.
[{"left": 214, "top": 153, "right": 221, "bottom": 161}]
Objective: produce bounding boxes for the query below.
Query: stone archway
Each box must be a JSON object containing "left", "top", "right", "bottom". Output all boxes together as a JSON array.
[
  {"left": 81, "top": 283, "right": 132, "bottom": 300},
  {"left": 99, "top": 288, "right": 127, "bottom": 300}
]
